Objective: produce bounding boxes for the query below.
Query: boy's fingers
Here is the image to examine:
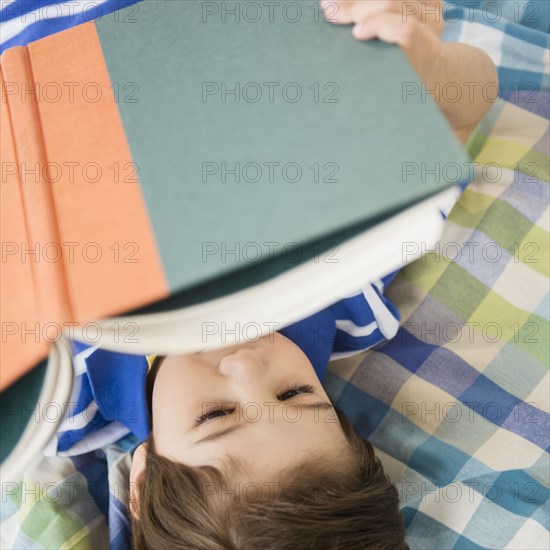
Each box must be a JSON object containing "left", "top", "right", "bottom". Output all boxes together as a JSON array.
[
  {"left": 320, "top": 0, "right": 355, "bottom": 25},
  {"left": 323, "top": 1, "right": 444, "bottom": 36},
  {"left": 321, "top": 0, "right": 400, "bottom": 25},
  {"left": 352, "top": 12, "right": 441, "bottom": 79},
  {"left": 352, "top": 11, "right": 414, "bottom": 43}
]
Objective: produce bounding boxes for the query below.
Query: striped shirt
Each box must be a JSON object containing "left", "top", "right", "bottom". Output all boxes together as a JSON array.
[{"left": 0, "top": 0, "right": 140, "bottom": 54}]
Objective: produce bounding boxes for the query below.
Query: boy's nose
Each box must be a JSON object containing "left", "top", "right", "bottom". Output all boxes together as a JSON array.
[{"left": 218, "top": 348, "right": 266, "bottom": 379}]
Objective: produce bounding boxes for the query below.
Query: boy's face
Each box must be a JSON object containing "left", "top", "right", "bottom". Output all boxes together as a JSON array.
[{"left": 149, "top": 332, "right": 349, "bottom": 484}]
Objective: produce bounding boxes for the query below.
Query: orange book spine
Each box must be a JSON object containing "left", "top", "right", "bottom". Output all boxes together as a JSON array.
[
  {"left": 28, "top": 22, "right": 167, "bottom": 322},
  {"left": 0, "top": 54, "right": 56, "bottom": 389},
  {"left": 1, "top": 23, "right": 168, "bottom": 389}
]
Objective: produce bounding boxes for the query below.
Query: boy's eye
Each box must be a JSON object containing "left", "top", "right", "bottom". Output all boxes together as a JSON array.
[
  {"left": 196, "top": 406, "right": 235, "bottom": 425},
  {"left": 195, "top": 384, "right": 315, "bottom": 425},
  {"left": 278, "top": 384, "right": 315, "bottom": 401}
]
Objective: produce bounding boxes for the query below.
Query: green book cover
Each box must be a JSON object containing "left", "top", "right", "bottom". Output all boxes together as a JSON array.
[{"left": 95, "top": 0, "right": 469, "bottom": 306}]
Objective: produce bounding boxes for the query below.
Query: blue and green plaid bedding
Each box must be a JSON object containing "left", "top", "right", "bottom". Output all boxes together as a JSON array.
[
  {"left": 326, "top": 95, "right": 550, "bottom": 549},
  {"left": 1, "top": 1, "right": 548, "bottom": 549}
]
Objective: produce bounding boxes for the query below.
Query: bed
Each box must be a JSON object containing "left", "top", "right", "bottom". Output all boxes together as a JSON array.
[{"left": 1, "top": 2, "right": 548, "bottom": 548}]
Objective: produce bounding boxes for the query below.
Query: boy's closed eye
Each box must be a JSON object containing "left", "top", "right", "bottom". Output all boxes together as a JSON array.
[
  {"left": 193, "top": 402, "right": 336, "bottom": 446},
  {"left": 195, "top": 383, "right": 318, "bottom": 425}
]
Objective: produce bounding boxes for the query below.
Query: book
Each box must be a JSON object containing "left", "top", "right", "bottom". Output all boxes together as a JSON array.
[
  {"left": 1, "top": 0, "right": 468, "bottom": 476},
  {"left": 0, "top": 338, "right": 73, "bottom": 482}
]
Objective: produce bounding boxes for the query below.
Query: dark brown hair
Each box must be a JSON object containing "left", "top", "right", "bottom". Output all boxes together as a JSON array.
[{"left": 131, "top": 406, "right": 407, "bottom": 550}]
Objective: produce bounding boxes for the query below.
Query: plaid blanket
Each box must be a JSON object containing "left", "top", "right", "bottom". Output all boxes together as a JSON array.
[
  {"left": 326, "top": 96, "right": 550, "bottom": 549},
  {"left": 1, "top": 2, "right": 548, "bottom": 549}
]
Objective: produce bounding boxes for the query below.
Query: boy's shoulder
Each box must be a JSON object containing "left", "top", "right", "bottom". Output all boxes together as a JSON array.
[
  {"left": 46, "top": 344, "right": 150, "bottom": 457},
  {"left": 281, "top": 278, "right": 400, "bottom": 380}
]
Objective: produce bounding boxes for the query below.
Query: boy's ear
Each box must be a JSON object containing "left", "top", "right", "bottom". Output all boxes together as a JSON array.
[{"left": 129, "top": 443, "right": 147, "bottom": 520}]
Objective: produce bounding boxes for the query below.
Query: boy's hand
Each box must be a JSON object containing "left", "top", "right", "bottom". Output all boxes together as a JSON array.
[
  {"left": 321, "top": 0, "right": 444, "bottom": 85},
  {"left": 321, "top": 0, "right": 498, "bottom": 143}
]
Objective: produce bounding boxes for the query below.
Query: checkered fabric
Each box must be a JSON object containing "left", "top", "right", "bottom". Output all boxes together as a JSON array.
[
  {"left": 442, "top": 0, "right": 550, "bottom": 103},
  {"left": 0, "top": 434, "right": 138, "bottom": 550},
  {"left": 325, "top": 95, "right": 550, "bottom": 550}
]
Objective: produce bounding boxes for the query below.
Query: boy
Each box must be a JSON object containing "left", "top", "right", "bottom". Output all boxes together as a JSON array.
[{"left": 53, "top": 2, "right": 498, "bottom": 548}]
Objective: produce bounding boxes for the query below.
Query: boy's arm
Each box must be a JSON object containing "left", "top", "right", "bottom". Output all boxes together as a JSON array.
[
  {"left": 426, "top": 42, "right": 498, "bottom": 143},
  {"left": 322, "top": 0, "right": 498, "bottom": 143}
]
